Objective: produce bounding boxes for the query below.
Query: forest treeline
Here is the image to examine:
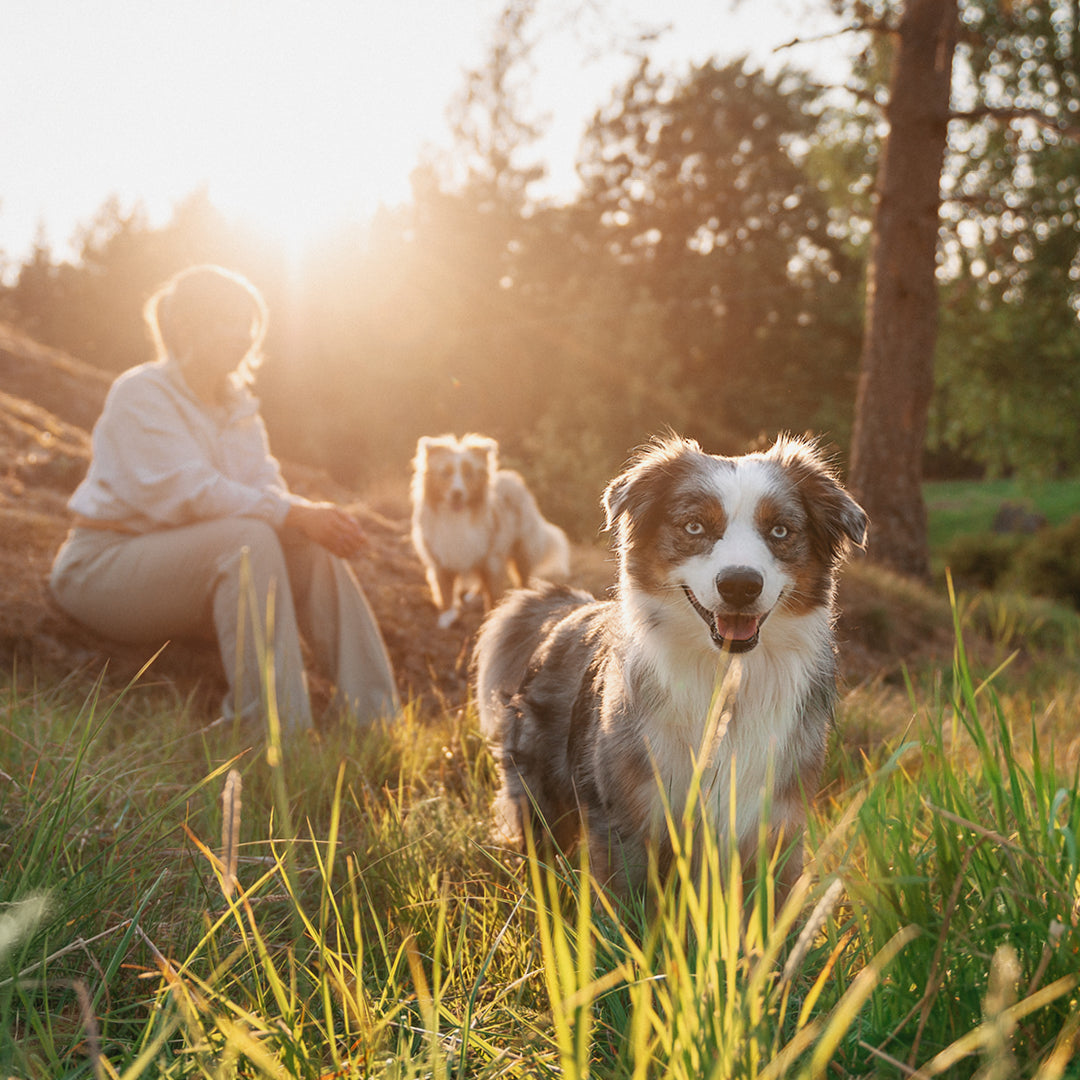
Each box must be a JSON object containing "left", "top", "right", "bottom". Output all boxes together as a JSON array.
[{"left": 2, "top": 1, "right": 1078, "bottom": 541}]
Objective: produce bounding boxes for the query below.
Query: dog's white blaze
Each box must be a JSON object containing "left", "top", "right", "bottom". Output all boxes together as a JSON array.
[
  {"left": 684, "top": 521, "right": 790, "bottom": 611},
  {"left": 709, "top": 457, "right": 783, "bottom": 517},
  {"left": 681, "top": 460, "right": 792, "bottom": 611},
  {"left": 445, "top": 461, "right": 471, "bottom": 502}
]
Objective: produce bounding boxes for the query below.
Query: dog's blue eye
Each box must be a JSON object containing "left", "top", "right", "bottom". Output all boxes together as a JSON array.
[
  {"left": 770, "top": 524, "right": 789, "bottom": 540},
  {"left": 684, "top": 521, "right": 705, "bottom": 536}
]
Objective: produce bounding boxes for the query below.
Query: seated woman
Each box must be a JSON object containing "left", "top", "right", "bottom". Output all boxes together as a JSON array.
[{"left": 50, "top": 264, "right": 399, "bottom": 733}]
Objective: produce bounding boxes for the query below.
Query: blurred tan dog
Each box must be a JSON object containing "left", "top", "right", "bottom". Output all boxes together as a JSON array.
[{"left": 411, "top": 434, "right": 570, "bottom": 629}]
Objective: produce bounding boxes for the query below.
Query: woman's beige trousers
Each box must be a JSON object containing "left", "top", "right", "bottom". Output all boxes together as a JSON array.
[{"left": 50, "top": 518, "right": 399, "bottom": 733}]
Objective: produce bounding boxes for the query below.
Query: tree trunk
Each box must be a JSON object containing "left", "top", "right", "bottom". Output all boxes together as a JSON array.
[{"left": 848, "top": 0, "right": 959, "bottom": 579}]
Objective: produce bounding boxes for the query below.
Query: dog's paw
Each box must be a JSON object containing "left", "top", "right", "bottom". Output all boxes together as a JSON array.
[
  {"left": 437, "top": 607, "right": 461, "bottom": 630},
  {"left": 491, "top": 791, "right": 527, "bottom": 850}
]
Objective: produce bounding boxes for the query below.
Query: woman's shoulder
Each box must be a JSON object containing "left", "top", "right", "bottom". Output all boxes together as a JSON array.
[{"left": 106, "top": 359, "right": 178, "bottom": 402}]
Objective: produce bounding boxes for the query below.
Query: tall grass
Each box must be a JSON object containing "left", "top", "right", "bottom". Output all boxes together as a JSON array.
[
  {"left": 3, "top": 599, "right": 1080, "bottom": 1078},
  {"left": 825, "top": 590, "right": 1080, "bottom": 1077}
]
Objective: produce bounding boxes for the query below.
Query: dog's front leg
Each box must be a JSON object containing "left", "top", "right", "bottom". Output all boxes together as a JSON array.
[
  {"left": 428, "top": 565, "right": 462, "bottom": 628},
  {"left": 587, "top": 826, "right": 653, "bottom": 901},
  {"left": 475, "top": 567, "right": 500, "bottom": 613}
]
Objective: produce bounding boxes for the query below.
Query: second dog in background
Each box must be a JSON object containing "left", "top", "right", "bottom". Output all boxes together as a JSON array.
[{"left": 411, "top": 434, "right": 570, "bottom": 628}]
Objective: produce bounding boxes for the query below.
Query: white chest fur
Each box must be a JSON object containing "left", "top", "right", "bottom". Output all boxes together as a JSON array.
[
  {"left": 418, "top": 506, "right": 492, "bottom": 572},
  {"left": 629, "top": 609, "right": 830, "bottom": 845}
]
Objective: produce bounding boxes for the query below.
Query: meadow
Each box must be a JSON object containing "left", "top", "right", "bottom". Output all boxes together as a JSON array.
[
  {"left": 4, "top": 510, "right": 1080, "bottom": 1077},
  {"left": 924, "top": 477, "right": 1080, "bottom": 554}
]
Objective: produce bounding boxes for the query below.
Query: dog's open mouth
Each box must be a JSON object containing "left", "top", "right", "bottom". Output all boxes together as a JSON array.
[{"left": 682, "top": 586, "right": 767, "bottom": 653}]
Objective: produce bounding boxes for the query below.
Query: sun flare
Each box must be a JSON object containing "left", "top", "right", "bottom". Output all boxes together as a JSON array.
[
  {"left": 162, "top": 12, "right": 439, "bottom": 265},
  {"left": 2, "top": 1, "right": 481, "bottom": 271},
  {"left": 207, "top": 151, "right": 407, "bottom": 267}
]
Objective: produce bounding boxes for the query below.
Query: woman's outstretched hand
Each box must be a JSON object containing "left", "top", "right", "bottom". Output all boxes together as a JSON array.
[{"left": 286, "top": 502, "right": 367, "bottom": 558}]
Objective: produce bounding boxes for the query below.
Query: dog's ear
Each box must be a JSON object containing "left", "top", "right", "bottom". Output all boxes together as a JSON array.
[
  {"left": 413, "top": 436, "right": 433, "bottom": 470},
  {"left": 602, "top": 473, "right": 632, "bottom": 532},
  {"left": 772, "top": 435, "right": 868, "bottom": 562},
  {"left": 462, "top": 434, "right": 499, "bottom": 473},
  {"left": 603, "top": 436, "right": 701, "bottom": 532}
]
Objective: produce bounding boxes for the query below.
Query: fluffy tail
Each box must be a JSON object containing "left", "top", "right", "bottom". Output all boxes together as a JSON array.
[
  {"left": 531, "top": 520, "right": 570, "bottom": 580},
  {"left": 494, "top": 469, "right": 571, "bottom": 583}
]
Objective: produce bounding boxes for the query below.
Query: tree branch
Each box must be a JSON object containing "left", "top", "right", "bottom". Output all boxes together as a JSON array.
[
  {"left": 771, "top": 14, "right": 898, "bottom": 56},
  {"left": 949, "top": 104, "right": 1080, "bottom": 141}
]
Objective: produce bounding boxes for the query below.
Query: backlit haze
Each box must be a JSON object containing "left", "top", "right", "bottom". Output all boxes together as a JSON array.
[{"left": 0, "top": 0, "right": 852, "bottom": 278}]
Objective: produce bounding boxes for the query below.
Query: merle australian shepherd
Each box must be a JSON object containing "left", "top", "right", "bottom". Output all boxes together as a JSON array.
[
  {"left": 411, "top": 434, "right": 570, "bottom": 629},
  {"left": 473, "top": 434, "right": 867, "bottom": 898}
]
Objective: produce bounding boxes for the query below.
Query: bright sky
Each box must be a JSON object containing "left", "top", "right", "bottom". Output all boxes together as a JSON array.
[{"left": 0, "top": 0, "right": 851, "bottom": 276}]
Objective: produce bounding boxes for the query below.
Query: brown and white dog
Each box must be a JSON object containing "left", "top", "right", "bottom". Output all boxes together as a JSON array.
[
  {"left": 473, "top": 434, "right": 867, "bottom": 897},
  {"left": 411, "top": 434, "right": 570, "bottom": 629}
]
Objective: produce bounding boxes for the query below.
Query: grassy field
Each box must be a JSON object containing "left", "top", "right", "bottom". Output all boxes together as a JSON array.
[
  {"left": 925, "top": 477, "right": 1080, "bottom": 552},
  {"left": 4, "top": 576, "right": 1080, "bottom": 1077}
]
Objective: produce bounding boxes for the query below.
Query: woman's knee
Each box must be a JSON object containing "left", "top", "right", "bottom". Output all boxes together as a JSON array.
[
  {"left": 212, "top": 519, "right": 292, "bottom": 588},
  {"left": 221, "top": 517, "right": 284, "bottom": 557}
]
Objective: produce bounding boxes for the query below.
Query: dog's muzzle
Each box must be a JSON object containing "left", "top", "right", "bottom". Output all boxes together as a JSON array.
[{"left": 682, "top": 585, "right": 768, "bottom": 653}]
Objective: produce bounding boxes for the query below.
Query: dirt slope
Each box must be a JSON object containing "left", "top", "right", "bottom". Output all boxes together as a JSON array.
[
  {"left": 0, "top": 320, "right": 957, "bottom": 724},
  {"left": 0, "top": 321, "right": 490, "bottom": 715}
]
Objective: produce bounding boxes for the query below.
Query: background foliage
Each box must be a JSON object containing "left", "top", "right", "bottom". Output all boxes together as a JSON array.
[{"left": 1, "top": 0, "right": 1078, "bottom": 540}]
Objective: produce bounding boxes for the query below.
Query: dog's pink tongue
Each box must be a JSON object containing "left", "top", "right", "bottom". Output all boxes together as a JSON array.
[{"left": 715, "top": 614, "right": 760, "bottom": 641}]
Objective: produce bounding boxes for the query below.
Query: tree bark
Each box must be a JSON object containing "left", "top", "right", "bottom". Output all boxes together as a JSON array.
[{"left": 848, "top": 0, "right": 959, "bottom": 579}]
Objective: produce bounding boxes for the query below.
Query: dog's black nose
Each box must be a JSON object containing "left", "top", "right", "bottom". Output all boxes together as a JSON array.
[{"left": 716, "top": 567, "right": 763, "bottom": 608}]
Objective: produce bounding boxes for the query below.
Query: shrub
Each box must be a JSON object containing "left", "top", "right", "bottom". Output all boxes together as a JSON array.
[
  {"left": 941, "top": 531, "right": 1025, "bottom": 591},
  {"left": 944, "top": 515, "right": 1080, "bottom": 610},
  {"left": 1011, "top": 514, "right": 1080, "bottom": 608}
]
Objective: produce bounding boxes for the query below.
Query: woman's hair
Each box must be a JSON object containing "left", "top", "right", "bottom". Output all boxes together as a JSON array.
[{"left": 144, "top": 264, "right": 269, "bottom": 384}]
